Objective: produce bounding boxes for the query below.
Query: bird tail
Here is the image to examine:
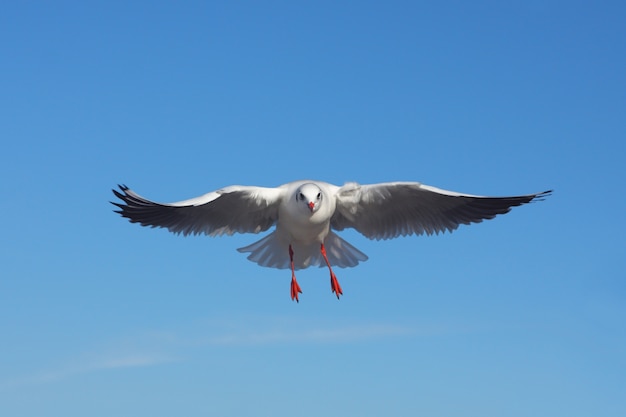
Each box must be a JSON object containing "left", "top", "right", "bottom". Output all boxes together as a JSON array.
[
  {"left": 321, "top": 231, "right": 369, "bottom": 268},
  {"left": 237, "top": 231, "right": 368, "bottom": 270},
  {"left": 237, "top": 232, "right": 290, "bottom": 269}
]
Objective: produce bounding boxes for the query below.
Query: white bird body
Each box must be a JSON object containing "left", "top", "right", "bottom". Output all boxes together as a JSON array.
[{"left": 112, "top": 180, "right": 551, "bottom": 301}]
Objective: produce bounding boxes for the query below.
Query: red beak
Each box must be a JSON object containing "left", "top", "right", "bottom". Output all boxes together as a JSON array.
[{"left": 308, "top": 201, "right": 315, "bottom": 211}]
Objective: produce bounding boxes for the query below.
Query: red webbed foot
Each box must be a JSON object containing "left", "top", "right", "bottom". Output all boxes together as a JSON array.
[
  {"left": 330, "top": 272, "right": 343, "bottom": 299},
  {"left": 291, "top": 276, "right": 302, "bottom": 302}
]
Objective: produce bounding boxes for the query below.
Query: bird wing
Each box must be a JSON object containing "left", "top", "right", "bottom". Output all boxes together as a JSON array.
[
  {"left": 332, "top": 182, "right": 552, "bottom": 240},
  {"left": 112, "top": 184, "right": 284, "bottom": 236}
]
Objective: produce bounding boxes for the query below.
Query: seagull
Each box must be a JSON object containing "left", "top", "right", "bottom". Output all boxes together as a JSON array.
[{"left": 112, "top": 181, "right": 551, "bottom": 302}]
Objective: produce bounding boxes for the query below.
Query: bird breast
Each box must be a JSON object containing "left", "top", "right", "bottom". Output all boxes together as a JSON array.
[{"left": 278, "top": 198, "right": 334, "bottom": 244}]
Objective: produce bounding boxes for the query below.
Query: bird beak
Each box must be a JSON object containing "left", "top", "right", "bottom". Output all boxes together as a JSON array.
[{"left": 308, "top": 201, "right": 315, "bottom": 212}]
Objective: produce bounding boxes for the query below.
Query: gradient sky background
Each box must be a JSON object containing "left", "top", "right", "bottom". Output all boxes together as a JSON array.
[{"left": 1, "top": 1, "right": 625, "bottom": 416}]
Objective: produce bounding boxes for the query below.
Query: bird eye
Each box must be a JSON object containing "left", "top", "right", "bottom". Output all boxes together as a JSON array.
[
  {"left": 316, "top": 192, "right": 321, "bottom": 200},
  {"left": 298, "top": 192, "right": 305, "bottom": 200}
]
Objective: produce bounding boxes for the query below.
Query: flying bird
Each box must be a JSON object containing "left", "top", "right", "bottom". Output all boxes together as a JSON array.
[{"left": 112, "top": 181, "right": 551, "bottom": 302}]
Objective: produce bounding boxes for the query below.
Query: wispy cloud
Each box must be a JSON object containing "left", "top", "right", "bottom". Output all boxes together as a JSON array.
[
  {"left": 0, "top": 353, "right": 177, "bottom": 390},
  {"left": 1, "top": 315, "right": 458, "bottom": 390}
]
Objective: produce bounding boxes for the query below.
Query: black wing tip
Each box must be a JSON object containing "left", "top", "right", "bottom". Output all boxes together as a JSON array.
[
  {"left": 111, "top": 184, "right": 131, "bottom": 212},
  {"left": 532, "top": 189, "right": 553, "bottom": 202},
  {"left": 111, "top": 184, "right": 129, "bottom": 196}
]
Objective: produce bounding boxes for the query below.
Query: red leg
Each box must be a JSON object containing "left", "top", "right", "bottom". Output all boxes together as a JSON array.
[
  {"left": 321, "top": 244, "right": 342, "bottom": 299},
  {"left": 289, "top": 245, "right": 302, "bottom": 302}
]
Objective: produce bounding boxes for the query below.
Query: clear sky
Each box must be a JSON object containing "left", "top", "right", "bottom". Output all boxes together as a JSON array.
[{"left": 1, "top": 1, "right": 625, "bottom": 416}]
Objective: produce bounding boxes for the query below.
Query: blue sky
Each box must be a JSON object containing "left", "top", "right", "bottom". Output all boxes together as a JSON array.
[{"left": 1, "top": 1, "right": 625, "bottom": 416}]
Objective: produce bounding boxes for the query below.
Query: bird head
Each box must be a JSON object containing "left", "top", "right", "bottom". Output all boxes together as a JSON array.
[{"left": 295, "top": 183, "right": 323, "bottom": 214}]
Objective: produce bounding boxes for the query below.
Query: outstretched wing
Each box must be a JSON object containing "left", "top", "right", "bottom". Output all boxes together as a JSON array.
[
  {"left": 112, "top": 184, "right": 284, "bottom": 236},
  {"left": 332, "top": 182, "right": 551, "bottom": 240}
]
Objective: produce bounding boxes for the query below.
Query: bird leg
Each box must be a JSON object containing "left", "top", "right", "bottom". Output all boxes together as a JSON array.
[
  {"left": 289, "top": 244, "right": 302, "bottom": 302},
  {"left": 321, "top": 243, "right": 343, "bottom": 299}
]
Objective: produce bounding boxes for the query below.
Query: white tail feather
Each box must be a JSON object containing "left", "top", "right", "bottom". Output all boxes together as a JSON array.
[{"left": 237, "top": 231, "right": 368, "bottom": 270}]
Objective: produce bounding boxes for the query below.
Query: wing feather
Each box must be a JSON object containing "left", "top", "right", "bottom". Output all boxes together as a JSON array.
[
  {"left": 332, "top": 182, "right": 551, "bottom": 240},
  {"left": 111, "top": 184, "right": 283, "bottom": 236}
]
